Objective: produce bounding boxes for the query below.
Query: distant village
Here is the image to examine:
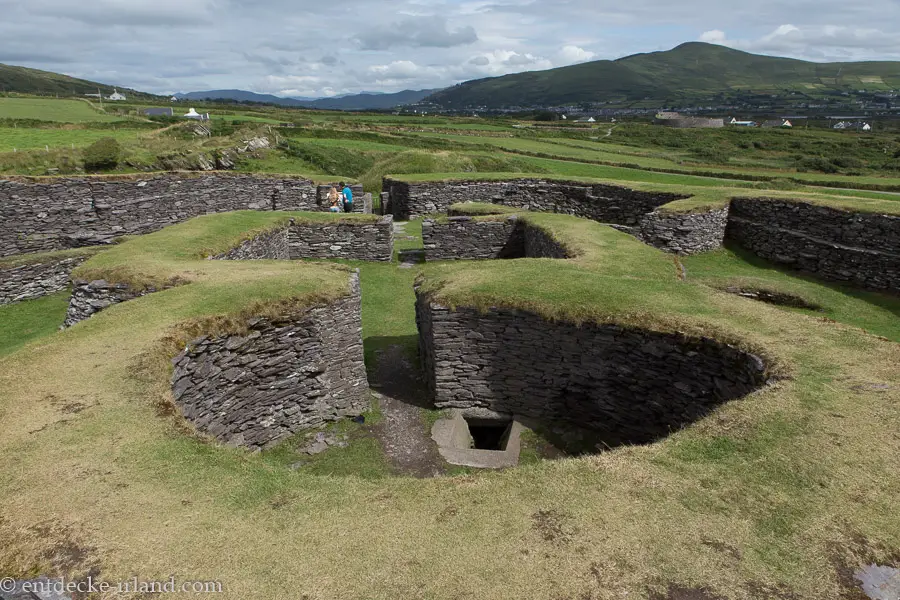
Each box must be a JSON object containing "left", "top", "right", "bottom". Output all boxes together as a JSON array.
[{"left": 85, "top": 89, "right": 211, "bottom": 121}]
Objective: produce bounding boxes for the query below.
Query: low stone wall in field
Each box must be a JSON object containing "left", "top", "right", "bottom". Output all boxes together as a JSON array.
[
  {"left": 727, "top": 198, "right": 900, "bottom": 291},
  {"left": 422, "top": 216, "right": 570, "bottom": 261},
  {"left": 0, "top": 255, "right": 89, "bottom": 306},
  {"left": 213, "top": 228, "right": 291, "bottom": 261},
  {"left": 383, "top": 177, "right": 686, "bottom": 224},
  {"left": 422, "top": 217, "right": 523, "bottom": 260},
  {"left": 416, "top": 294, "right": 768, "bottom": 448},
  {"left": 638, "top": 206, "right": 730, "bottom": 255},
  {"left": 64, "top": 279, "right": 160, "bottom": 327},
  {"left": 287, "top": 216, "right": 394, "bottom": 261},
  {"left": 0, "top": 174, "right": 321, "bottom": 257},
  {"left": 170, "top": 273, "right": 369, "bottom": 450}
]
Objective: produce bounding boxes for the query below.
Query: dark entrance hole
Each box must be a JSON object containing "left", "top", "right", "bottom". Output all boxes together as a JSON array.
[
  {"left": 723, "top": 287, "right": 822, "bottom": 311},
  {"left": 465, "top": 418, "right": 512, "bottom": 450}
]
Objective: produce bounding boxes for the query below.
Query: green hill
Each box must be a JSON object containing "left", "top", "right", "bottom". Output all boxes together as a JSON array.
[
  {"left": 0, "top": 63, "right": 153, "bottom": 98},
  {"left": 426, "top": 42, "right": 900, "bottom": 108}
]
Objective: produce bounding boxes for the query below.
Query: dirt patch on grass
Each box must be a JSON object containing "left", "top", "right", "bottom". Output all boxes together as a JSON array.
[
  {"left": 369, "top": 345, "right": 448, "bottom": 478},
  {"left": 531, "top": 509, "right": 575, "bottom": 546},
  {"left": 0, "top": 519, "right": 100, "bottom": 585},
  {"left": 647, "top": 584, "right": 726, "bottom": 600},
  {"left": 828, "top": 531, "right": 900, "bottom": 600}
]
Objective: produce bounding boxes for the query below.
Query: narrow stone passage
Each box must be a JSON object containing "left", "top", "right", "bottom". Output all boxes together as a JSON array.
[{"left": 369, "top": 344, "right": 448, "bottom": 478}]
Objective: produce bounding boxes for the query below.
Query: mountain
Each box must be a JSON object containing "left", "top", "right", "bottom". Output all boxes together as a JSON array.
[
  {"left": 425, "top": 42, "right": 900, "bottom": 108},
  {"left": 176, "top": 88, "right": 440, "bottom": 110},
  {"left": 0, "top": 63, "right": 153, "bottom": 97},
  {"left": 175, "top": 89, "right": 314, "bottom": 104},
  {"left": 305, "top": 89, "right": 440, "bottom": 110}
]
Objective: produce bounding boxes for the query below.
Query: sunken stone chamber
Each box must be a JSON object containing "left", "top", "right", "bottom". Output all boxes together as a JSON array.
[
  {"left": 170, "top": 273, "right": 369, "bottom": 450},
  {"left": 421, "top": 216, "right": 567, "bottom": 261},
  {"left": 416, "top": 294, "right": 768, "bottom": 448}
]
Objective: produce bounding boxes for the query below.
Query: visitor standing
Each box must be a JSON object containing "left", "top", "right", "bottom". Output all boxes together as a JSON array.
[
  {"left": 340, "top": 182, "right": 353, "bottom": 213},
  {"left": 328, "top": 185, "right": 341, "bottom": 213}
]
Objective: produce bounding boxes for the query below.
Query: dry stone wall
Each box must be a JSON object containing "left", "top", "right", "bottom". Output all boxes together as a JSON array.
[
  {"left": 64, "top": 279, "right": 161, "bottom": 327},
  {"left": 0, "top": 255, "right": 89, "bottom": 306},
  {"left": 421, "top": 217, "right": 570, "bottom": 261},
  {"left": 727, "top": 198, "right": 900, "bottom": 291},
  {"left": 0, "top": 174, "right": 321, "bottom": 257},
  {"left": 422, "top": 217, "right": 523, "bottom": 260},
  {"left": 213, "top": 228, "right": 290, "bottom": 261},
  {"left": 416, "top": 294, "right": 767, "bottom": 447},
  {"left": 638, "top": 206, "right": 730, "bottom": 255},
  {"left": 287, "top": 216, "right": 394, "bottom": 261},
  {"left": 170, "top": 274, "right": 369, "bottom": 450},
  {"left": 384, "top": 178, "right": 686, "bottom": 224}
]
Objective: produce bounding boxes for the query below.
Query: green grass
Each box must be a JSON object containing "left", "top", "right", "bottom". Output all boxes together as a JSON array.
[
  {"left": 0, "top": 291, "right": 69, "bottom": 356},
  {"left": 0, "top": 127, "right": 141, "bottom": 152},
  {"left": 0, "top": 98, "right": 125, "bottom": 123},
  {"left": 0, "top": 208, "right": 898, "bottom": 599},
  {"left": 682, "top": 245, "right": 900, "bottom": 342}
]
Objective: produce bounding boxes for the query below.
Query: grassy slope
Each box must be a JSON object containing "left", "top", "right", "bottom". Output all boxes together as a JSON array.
[
  {"left": 0, "top": 63, "right": 147, "bottom": 97},
  {"left": 0, "top": 211, "right": 897, "bottom": 599},
  {"left": 0, "top": 98, "right": 125, "bottom": 122},
  {"left": 0, "top": 128, "right": 140, "bottom": 152},
  {"left": 426, "top": 41, "right": 900, "bottom": 107}
]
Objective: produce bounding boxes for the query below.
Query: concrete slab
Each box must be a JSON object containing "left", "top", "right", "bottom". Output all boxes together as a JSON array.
[{"left": 431, "top": 410, "right": 523, "bottom": 469}]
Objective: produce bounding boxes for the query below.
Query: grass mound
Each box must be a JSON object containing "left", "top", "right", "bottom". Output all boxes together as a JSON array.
[{"left": 0, "top": 207, "right": 897, "bottom": 599}]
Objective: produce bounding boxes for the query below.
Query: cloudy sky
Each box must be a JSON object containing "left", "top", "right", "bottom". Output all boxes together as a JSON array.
[{"left": 2, "top": 0, "right": 899, "bottom": 98}]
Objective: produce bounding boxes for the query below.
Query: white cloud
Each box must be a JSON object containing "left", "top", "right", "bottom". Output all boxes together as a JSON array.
[
  {"left": 1, "top": 0, "right": 898, "bottom": 96},
  {"left": 698, "top": 24, "right": 900, "bottom": 60},
  {"left": 699, "top": 30, "right": 727, "bottom": 44}
]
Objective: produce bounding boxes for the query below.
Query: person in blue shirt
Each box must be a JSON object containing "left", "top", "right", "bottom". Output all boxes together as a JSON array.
[{"left": 340, "top": 182, "right": 353, "bottom": 213}]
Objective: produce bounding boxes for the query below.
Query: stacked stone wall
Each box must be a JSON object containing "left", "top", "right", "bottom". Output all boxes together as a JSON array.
[
  {"left": 0, "top": 174, "right": 321, "bottom": 257},
  {"left": 64, "top": 280, "right": 162, "bottom": 327},
  {"left": 416, "top": 295, "right": 767, "bottom": 446},
  {"left": 287, "top": 216, "right": 394, "bottom": 261},
  {"left": 638, "top": 207, "right": 730, "bottom": 255},
  {"left": 171, "top": 273, "right": 369, "bottom": 450},
  {"left": 213, "top": 229, "right": 291, "bottom": 260},
  {"left": 0, "top": 256, "right": 89, "bottom": 306},
  {"left": 384, "top": 177, "right": 685, "bottom": 224},
  {"left": 727, "top": 198, "right": 900, "bottom": 291},
  {"left": 422, "top": 217, "right": 523, "bottom": 261}
]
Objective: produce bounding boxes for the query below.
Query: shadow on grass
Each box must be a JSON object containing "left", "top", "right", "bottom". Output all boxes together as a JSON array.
[
  {"left": 364, "top": 334, "right": 432, "bottom": 409},
  {"left": 713, "top": 242, "right": 900, "bottom": 321}
]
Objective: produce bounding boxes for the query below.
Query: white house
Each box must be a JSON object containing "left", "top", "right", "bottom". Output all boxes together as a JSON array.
[
  {"left": 184, "top": 108, "right": 210, "bottom": 121},
  {"left": 575, "top": 116, "right": 596, "bottom": 123},
  {"left": 729, "top": 117, "right": 757, "bottom": 127},
  {"left": 862, "top": 123, "right": 872, "bottom": 131},
  {"left": 107, "top": 88, "right": 126, "bottom": 101}
]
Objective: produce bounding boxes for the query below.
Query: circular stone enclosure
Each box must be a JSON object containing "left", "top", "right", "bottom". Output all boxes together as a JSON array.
[{"left": 417, "top": 297, "right": 770, "bottom": 453}]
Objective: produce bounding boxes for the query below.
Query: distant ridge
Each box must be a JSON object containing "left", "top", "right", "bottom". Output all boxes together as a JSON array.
[
  {"left": 425, "top": 42, "right": 900, "bottom": 108},
  {"left": 176, "top": 88, "right": 441, "bottom": 110},
  {"left": 0, "top": 63, "right": 154, "bottom": 98}
]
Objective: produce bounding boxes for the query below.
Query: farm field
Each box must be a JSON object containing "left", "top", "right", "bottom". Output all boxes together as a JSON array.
[
  {"left": 0, "top": 127, "right": 142, "bottom": 152},
  {"left": 0, "top": 97, "right": 126, "bottom": 122}
]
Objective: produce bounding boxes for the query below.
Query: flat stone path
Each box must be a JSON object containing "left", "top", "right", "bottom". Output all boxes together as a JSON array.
[{"left": 369, "top": 345, "right": 446, "bottom": 478}]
